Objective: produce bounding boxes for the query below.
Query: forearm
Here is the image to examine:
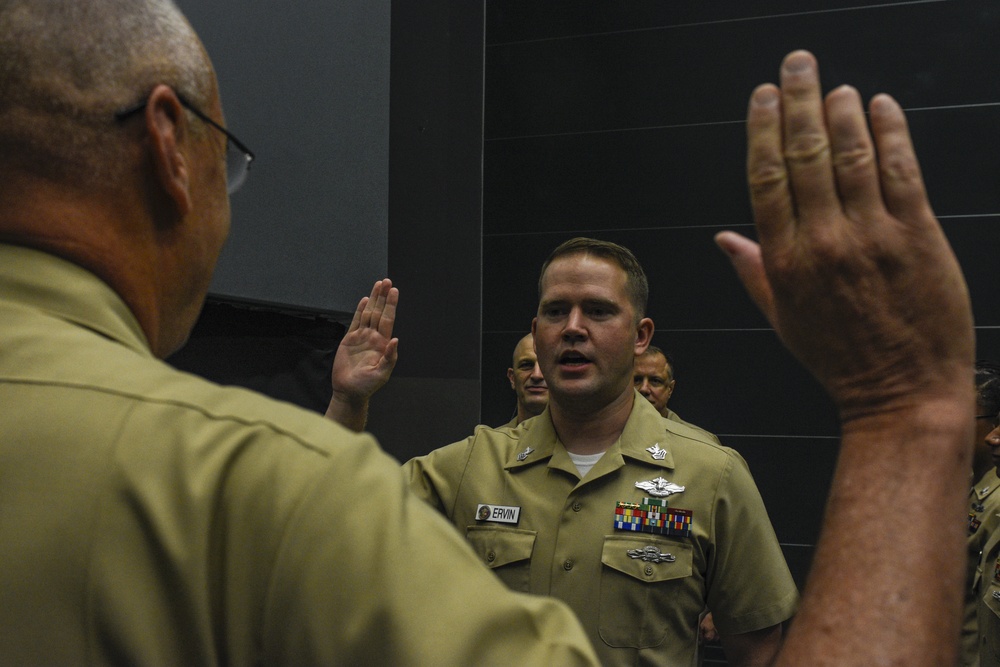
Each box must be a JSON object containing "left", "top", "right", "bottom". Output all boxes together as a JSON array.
[
  {"left": 720, "top": 624, "right": 782, "bottom": 667},
  {"left": 324, "top": 392, "right": 368, "bottom": 433},
  {"left": 776, "top": 393, "right": 973, "bottom": 667}
]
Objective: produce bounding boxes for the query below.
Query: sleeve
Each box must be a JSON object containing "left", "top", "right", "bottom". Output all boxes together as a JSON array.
[
  {"left": 401, "top": 435, "right": 478, "bottom": 519},
  {"left": 261, "top": 431, "right": 599, "bottom": 666},
  {"left": 705, "top": 449, "right": 799, "bottom": 635}
]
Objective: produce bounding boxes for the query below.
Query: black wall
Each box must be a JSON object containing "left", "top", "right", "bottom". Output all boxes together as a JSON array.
[{"left": 478, "top": 2, "right": 1000, "bottom": 663}]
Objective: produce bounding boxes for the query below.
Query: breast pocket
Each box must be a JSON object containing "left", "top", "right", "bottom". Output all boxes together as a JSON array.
[
  {"left": 599, "top": 535, "right": 695, "bottom": 649},
  {"left": 465, "top": 526, "right": 536, "bottom": 593}
]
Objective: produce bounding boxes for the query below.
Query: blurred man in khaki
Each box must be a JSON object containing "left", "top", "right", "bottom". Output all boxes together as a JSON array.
[
  {"left": 505, "top": 333, "right": 548, "bottom": 426},
  {"left": 634, "top": 345, "right": 721, "bottom": 444},
  {"left": 0, "top": 1, "right": 601, "bottom": 664}
]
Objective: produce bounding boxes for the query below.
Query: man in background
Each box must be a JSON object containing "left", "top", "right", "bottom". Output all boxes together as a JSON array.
[
  {"left": 505, "top": 332, "right": 548, "bottom": 426},
  {"left": 634, "top": 345, "right": 721, "bottom": 444}
]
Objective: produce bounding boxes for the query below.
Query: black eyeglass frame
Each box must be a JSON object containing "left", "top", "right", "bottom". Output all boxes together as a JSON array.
[{"left": 115, "top": 92, "right": 255, "bottom": 193}]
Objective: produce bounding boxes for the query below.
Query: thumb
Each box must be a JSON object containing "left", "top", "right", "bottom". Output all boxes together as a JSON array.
[{"left": 715, "top": 231, "right": 778, "bottom": 327}]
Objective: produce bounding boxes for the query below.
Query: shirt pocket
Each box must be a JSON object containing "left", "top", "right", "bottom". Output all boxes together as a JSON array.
[
  {"left": 599, "top": 535, "right": 695, "bottom": 649},
  {"left": 465, "top": 526, "right": 536, "bottom": 593}
]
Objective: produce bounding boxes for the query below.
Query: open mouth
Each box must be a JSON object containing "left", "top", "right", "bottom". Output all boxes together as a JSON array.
[{"left": 559, "top": 350, "right": 591, "bottom": 368}]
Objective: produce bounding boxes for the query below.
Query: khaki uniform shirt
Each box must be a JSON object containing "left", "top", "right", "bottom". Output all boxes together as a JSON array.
[
  {"left": 974, "top": 469, "right": 1000, "bottom": 667},
  {"left": 0, "top": 244, "right": 598, "bottom": 666},
  {"left": 664, "top": 408, "right": 722, "bottom": 445},
  {"left": 964, "top": 469, "right": 1000, "bottom": 665},
  {"left": 405, "top": 395, "right": 798, "bottom": 666}
]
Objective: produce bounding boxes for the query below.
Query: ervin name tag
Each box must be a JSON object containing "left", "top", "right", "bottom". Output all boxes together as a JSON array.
[{"left": 476, "top": 503, "right": 521, "bottom": 525}]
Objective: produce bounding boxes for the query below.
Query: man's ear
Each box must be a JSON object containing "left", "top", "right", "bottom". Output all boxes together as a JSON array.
[
  {"left": 507, "top": 368, "right": 516, "bottom": 390},
  {"left": 144, "top": 85, "right": 193, "bottom": 217},
  {"left": 635, "top": 317, "right": 654, "bottom": 355}
]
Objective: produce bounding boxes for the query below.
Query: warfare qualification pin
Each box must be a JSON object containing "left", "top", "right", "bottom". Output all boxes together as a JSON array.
[
  {"left": 635, "top": 477, "right": 685, "bottom": 498},
  {"left": 627, "top": 546, "right": 676, "bottom": 563}
]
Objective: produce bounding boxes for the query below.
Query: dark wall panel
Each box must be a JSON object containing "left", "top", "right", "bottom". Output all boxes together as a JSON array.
[
  {"left": 485, "top": 2, "right": 1000, "bottom": 138},
  {"left": 178, "top": 0, "right": 390, "bottom": 316}
]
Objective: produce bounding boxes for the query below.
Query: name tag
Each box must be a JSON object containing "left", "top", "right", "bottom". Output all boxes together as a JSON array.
[{"left": 476, "top": 503, "right": 521, "bottom": 525}]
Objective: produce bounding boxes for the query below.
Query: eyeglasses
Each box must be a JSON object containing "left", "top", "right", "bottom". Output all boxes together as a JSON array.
[
  {"left": 976, "top": 414, "right": 1000, "bottom": 429},
  {"left": 115, "top": 92, "right": 255, "bottom": 194}
]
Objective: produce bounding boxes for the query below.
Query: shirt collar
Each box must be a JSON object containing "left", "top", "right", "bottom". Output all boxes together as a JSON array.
[{"left": 0, "top": 243, "right": 151, "bottom": 356}]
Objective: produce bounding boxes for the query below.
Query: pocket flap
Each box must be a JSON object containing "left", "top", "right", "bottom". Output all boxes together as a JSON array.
[
  {"left": 466, "top": 526, "right": 536, "bottom": 569},
  {"left": 602, "top": 535, "right": 693, "bottom": 583}
]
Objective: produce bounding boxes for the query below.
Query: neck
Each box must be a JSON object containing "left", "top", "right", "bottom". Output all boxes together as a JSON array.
[
  {"left": 0, "top": 177, "right": 171, "bottom": 357},
  {"left": 549, "top": 388, "right": 634, "bottom": 455}
]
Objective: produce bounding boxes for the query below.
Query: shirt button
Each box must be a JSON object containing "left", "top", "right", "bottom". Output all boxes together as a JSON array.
[
  {"left": 563, "top": 559, "right": 574, "bottom": 571},
  {"left": 487, "top": 551, "right": 496, "bottom": 563},
  {"left": 572, "top": 502, "right": 582, "bottom": 512},
  {"left": 645, "top": 565, "right": 654, "bottom": 576}
]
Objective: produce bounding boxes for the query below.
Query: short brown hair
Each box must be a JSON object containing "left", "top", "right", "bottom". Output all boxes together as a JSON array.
[{"left": 538, "top": 237, "right": 649, "bottom": 320}]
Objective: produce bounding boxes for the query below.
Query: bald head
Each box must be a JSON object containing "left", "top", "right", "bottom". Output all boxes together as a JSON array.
[
  {"left": 0, "top": 0, "right": 212, "bottom": 189},
  {"left": 507, "top": 333, "right": 548, "bottom": 424},
  {"left": 0, "top": 0, "right": 233, "bottom": 359}
]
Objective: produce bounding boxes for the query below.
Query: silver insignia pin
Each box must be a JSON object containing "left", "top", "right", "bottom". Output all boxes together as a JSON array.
[
  {"left": 516, "top": 446, "right": 534, "bottom": 462},
  {"left": 646, "top": 444, "right": 667, "bottom": 460},
  {"left": 635, "top": 476, "right": 685, "bottom": 498},
  {"left": 627, "top": 546, "right": 676, "bottom": 563}
]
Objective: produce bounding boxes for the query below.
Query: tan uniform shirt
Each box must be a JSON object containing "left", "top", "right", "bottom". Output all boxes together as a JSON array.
[
  {"left": 405, "top": 395, "right": 798, "bottom": 666},
  {"left": 974, "top": 469, "right": 1000, "bottom": 667},
  {"left": 664, "top": 408, "right": 722, "bottom": 445},
  {"left": 0, "top": 244, "right": 598, "bottom": 666},
  {"left": 964, "top": 469, "right": 1000, "bottom": 665}
]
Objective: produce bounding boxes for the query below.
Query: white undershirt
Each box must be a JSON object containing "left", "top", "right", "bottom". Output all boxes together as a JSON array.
[{"left": 566, "top": 450, "right": 605, "bottom": 478}]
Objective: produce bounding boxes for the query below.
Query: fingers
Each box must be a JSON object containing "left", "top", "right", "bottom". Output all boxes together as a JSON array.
[
  {"left": 868, "top": 93, "right": 933, "bottom": 224},
  {"left": 376, "top": 285, "right": 398, "bottom": 340},
  {"left": 347, "top": 297, "right": 369, "bottom": 334},
  {"left": 714, "top": 231, "right": 777, "bottom": 327},
  {"left": 357, "top": 279, "right": 397, "bottom": 336},
  {"left": 746, "top": 83, "right": 794, "bottom": 249},
  {"left": 824, "top": 85, "right": 882, "bottom": 220},
  {"left": 778, "top": 51, "right": 839, "bottom": 224}
]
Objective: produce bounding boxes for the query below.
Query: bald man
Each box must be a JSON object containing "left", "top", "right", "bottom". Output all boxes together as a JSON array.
[{"left": 505, "top": 333, "right": 549, "bottom": 426}]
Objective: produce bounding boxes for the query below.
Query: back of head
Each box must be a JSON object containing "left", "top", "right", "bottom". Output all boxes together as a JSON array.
[
  {"left": 0, "top": 0, "right": 210, "bottom": 194},
  {"left": 538, "top": 237, "right": 649, "bottom": 320}
]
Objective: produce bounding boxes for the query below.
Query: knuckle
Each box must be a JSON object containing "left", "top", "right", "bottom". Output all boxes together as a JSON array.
[
  {"left": 783, "top": 132, "right": 830, "bottom": 165},
  {"left": 832, "top": 146, "right": 875, "bottom": 173},
  {"left": 747, "top": 158, "right": 788, "bottom": 198}
]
